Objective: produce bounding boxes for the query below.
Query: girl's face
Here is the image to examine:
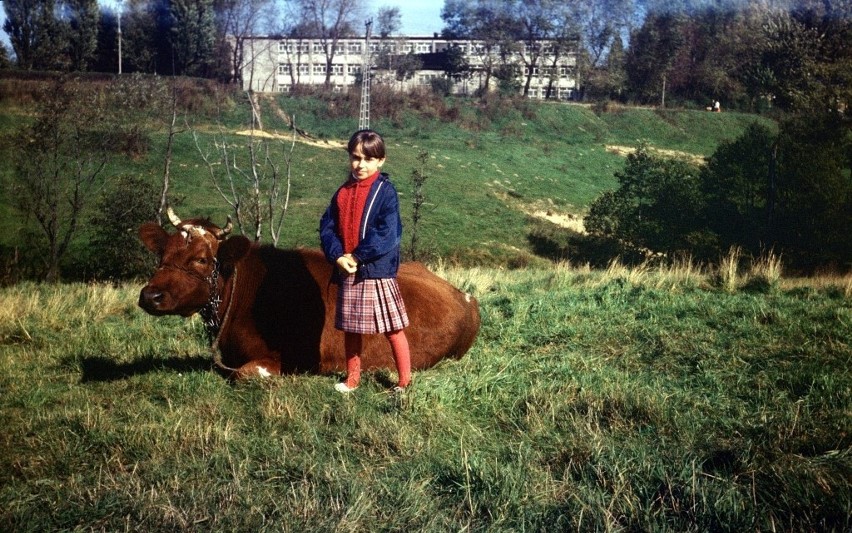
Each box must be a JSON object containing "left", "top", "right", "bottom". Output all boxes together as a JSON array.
[{"left": 349, "top": 144, "right": 385, "bottom": 180}]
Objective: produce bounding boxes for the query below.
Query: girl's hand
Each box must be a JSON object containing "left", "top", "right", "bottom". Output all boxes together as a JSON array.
[{"left": 336, "top": 254, "right": 358, "bottom": 274}]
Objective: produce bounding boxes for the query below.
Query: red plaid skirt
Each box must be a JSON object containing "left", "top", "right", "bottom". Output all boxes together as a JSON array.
[{"left": 335, "top": 275, "right": 409, "bottom": 334}]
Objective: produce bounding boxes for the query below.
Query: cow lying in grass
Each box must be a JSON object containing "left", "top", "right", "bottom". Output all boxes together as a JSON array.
[{"left": 138, "top": 210, "right": 480, "bottom": 379}]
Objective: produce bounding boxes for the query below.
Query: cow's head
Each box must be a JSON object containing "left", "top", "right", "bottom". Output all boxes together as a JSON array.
[{"left": 138, "top": 208, "right": 250, "bottom": 317}]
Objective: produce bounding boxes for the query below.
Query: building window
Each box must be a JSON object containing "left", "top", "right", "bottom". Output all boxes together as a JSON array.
[
  {"left": 330, "top": 64, "right": 344, "bottom": 75},
  {"left": 347, "top": 65, "right": 362, "bottom": 75},
  {"left": 348, "top": 42, "right": 362, "bottom": 55},
  {"left": 277, "top": 64, "right": 289, "bottom": 75},
  {"left": 297, "top": 64, "right": 309, "bottom": 75},
  {"left": 312, "top": 64, "right": 326, "bottom": 75}
]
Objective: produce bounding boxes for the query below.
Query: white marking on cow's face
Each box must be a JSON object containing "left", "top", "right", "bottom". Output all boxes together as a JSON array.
[
  {"left": 465, "top": 293, "right": 472, "bottom": 303},
  {"left": 257, "top": 366, "right": 272, "bottom": 378},
  {"left": 180, "top": 226, "right": 207, "bottom": 240}
]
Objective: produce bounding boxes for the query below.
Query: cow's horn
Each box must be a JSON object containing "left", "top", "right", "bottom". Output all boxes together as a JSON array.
[
  {"left": 166, "top": 206, "right": 183, "bottom": 228},
  {"left": 220, "top": 216, "right": 233, "bottom": 237}
]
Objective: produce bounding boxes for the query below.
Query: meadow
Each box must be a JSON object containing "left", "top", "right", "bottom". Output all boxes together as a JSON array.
[
  {"left": 1, "top": 256, "right": 849, "bottom": 531},
  {"left": 0, "top": 83, "right": 777, "bottom": 270},
  {"left": 0, "top": 80, "right": 848, "bottom": 530}
]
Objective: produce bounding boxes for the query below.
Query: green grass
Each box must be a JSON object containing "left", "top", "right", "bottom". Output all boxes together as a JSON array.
[
  {"left": 1, "top": 263, "right": 849, "bottom": 531},
  {"left": 0, "top": 87, "right": 777, "bottom": 269}
]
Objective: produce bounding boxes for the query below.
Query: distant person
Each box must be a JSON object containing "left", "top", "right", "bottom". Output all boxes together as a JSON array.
[
  {"left": 713, "top": 100, "right": 721, "bottom": 112},
  {"left": 319, "top": 129, "right": 412, "bottom": 394}
]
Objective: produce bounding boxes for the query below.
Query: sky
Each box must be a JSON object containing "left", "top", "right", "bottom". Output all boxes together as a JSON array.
[
  {"left": 95, "top": 0, "right": 447, "bottom": 36},
  {"left": 371, "top": 0, "right": 445, "bottom": 36},
  {"left": 1, "top": 1, "right": 446, "bottom": 48}
]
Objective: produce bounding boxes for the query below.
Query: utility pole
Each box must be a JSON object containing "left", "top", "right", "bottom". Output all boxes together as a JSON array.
[
  {"left": 358, "top": 19, "right": 372, "bottom": 130},
  {"left": 117, "top": 0, "right": 123, "bottom": 74}
]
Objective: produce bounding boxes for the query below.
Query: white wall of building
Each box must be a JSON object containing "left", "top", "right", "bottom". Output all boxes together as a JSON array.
[{"left": 236, "top": 36, "right": 578, "bottom": 100}]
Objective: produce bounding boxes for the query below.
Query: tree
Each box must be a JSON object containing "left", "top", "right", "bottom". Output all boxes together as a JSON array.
[
  {"left": 61, "top": 0, "right": 99, "bottom": 71},
  {"left": 11, "top": 78, "right": 114, "bottom": 281},
  {"left": 701, "top": 122, "right": 776, "bottom": 255},
  {"left": 87, "top": 175, "right": 159, "bottom": 280},
  {"left": 624, "top": 12, "right": 686, "bottom": 106},
  {"left": 441, "top": 0, "right": 519, "bottom": 97},
  {"left": 772, "top": 114, "right": 851, "bottom": 267},
  {"left": 214, "top": 0, "right": 276, "bottom": 84},
  {"left": 293, "top": 0, "right": 364, "bottom": 87},
  {"left": 117, "top": 0, "right": 158, "bottom": 73},
  {"left": 91, "top": 7, "right": 119, "bottom": 72},
  {"left": 168, "top": 0, "right": 217, "bottom": 76},
  {"left": 3, "top": 0, "right": 67, "bottom": 70},
  {"left": 585, "top": 145, "right": 709, "bottom": 256},
  {"left": 376, "top": 5, "right": 401, "bottom": 38},
  {"left": 193, "top": 119, "right": 296, "bottom": 245}
]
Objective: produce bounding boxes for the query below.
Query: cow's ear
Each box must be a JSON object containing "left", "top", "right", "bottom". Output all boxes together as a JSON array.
[
  {"left": 218, "top": 235, "right": 251, "bottom": 269},
  {"left": 139, "top": 222, "right": 168, "bottom": 255}
]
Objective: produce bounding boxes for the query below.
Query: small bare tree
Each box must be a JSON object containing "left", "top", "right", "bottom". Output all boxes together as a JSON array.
[
  {"left": 193, "top": 108, "right": 295, "bottom": 245},
  {"left": 408, "top": 151, "right": 430, "bottom": 261},
  {"left": 12, "top": 77, "right": 112, "bottom": 282}
]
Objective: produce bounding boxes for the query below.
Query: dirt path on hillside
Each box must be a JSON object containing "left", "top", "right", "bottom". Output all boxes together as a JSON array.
[
  {"left": 235, "top": 94, "right": 347, "bottom": 150},
  {"left": 605, "top": 144, "right": 706, "bottom": 165}
]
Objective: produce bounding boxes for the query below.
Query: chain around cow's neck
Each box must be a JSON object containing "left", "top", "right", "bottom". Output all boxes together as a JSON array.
[{"left": 199, "top": 258, "right": 222, "bottom": 342}]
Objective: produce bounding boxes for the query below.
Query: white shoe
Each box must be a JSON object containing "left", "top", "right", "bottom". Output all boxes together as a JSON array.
[{"left": 335, "top": 382, "right": 358, "bottom": 393}]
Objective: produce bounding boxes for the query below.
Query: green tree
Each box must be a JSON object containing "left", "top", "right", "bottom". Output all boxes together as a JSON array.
[
  {"left": 585, "top": 145, "right": 710, "bottom": 256},
  {"left": 375, "top": 5, "right": 401, "bottom": 38},
  {"left": 169, "top": 0, "right": 217, "bottom": 76},
  {"left": 773, "top": 114, "right": 851, "bottom": 267},
  {"left": 121, "top": 0, "right": 159, "bottom": 73},
  {"left": 624, "top": 12, "right": 686, "bottom": 106},
  {"left": 441, "top": 0, "right": 521, "bottom": 97},
  {"left": 11, "top": 78, "right": 114, "bottom": 281},
  {"left": 87, "top": 175, "right": 159, "bottom": 280},
  {"left": 701, "top": 122, "right": 776, "bottom": 255},
  {"left": 61, "top": 0, "right": 99, "bottom": 71},
  {"left": 3, "top": 0, "right": 67, "bottom": 70}
]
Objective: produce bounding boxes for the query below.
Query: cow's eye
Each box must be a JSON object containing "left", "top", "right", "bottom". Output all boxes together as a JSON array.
[{"left": 195, "top": 258, "right": 208, "bottom": 265}]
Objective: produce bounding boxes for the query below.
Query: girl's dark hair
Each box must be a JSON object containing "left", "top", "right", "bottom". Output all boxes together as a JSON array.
[{"left": 348, "top": 129, "right": 386, "bottom": 159}]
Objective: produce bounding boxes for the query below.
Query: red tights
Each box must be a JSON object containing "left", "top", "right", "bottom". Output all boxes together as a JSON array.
[{"left": 343, "top": 330, "right": 411, "bottom": 389}]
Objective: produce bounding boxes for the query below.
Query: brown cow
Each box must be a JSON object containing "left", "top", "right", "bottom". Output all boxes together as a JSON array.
[{"left": 138, "top": 209, "right": 480, "bottom": 379}]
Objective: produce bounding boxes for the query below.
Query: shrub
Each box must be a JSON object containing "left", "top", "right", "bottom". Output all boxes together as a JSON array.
[{"left": 84, "top": 175, "right": 160, "bottom": 281}]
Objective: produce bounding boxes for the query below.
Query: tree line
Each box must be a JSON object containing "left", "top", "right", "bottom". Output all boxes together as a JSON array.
[{"left": 1, "top": 1, "right": 849, "bottom": 112}]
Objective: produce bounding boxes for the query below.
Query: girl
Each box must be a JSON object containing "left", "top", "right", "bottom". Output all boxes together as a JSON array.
[{"left": 319, "top": 129, "right": 411, "bottom": 393}]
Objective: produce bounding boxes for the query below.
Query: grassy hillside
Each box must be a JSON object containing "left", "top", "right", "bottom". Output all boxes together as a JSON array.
[
  {"left": 0, "top": 260, "right": 848, "bottom": 531},
  {"left": 0, "top": 82, "right": 776, "bottom": 271}
]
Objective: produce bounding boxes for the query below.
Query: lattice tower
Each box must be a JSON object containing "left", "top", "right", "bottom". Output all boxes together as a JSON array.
[{"left": 358, "top": 20, "right": 373, "bottom": 130}]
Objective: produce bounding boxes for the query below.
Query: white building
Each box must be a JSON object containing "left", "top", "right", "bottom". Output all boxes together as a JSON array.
[{"left": 236, "top": 35, "right": 578, "bottom": 100}]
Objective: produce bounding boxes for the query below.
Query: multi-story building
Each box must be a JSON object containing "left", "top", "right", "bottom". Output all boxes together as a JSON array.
[{"left": 236, "top": 35, "right": 579, "bottom": 100}]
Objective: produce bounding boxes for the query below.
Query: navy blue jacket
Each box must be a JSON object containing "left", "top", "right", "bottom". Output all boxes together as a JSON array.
[{"left": 319, "top": 172, "right": 402, "bottom": 280}]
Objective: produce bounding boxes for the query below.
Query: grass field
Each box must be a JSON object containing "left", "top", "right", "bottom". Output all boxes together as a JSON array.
[
  {"left": 2, "top": 81, "right": 846, "bottom": 530},
  {"left": 1, "top": 257, "right": 849, "bottom": 531},
  {"left": 0, "top": 86, "right": 777, "bottom": 269}
]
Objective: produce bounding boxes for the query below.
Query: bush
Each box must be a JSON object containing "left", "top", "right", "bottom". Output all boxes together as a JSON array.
[{"left": 84, "top": 175, "right": 160, "bottom": 280}]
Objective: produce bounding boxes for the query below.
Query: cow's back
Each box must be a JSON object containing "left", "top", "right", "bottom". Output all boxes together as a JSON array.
[{"left": 219, "top": 246, "right": 479, "bottom": 374}]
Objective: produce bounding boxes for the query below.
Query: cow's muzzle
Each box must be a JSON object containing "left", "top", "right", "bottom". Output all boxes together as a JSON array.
[{"left": 138, "top": 286, "right": 166, "bottom": 314}]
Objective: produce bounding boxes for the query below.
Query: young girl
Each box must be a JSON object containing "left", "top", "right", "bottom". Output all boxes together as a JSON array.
[{"left": 319, "top": 129, "right": 411, "bottom": 393}]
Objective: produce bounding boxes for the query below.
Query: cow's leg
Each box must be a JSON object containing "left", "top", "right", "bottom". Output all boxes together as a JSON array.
[{"left": 236, "top": 359, "right": 281, "bottom": 379}]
